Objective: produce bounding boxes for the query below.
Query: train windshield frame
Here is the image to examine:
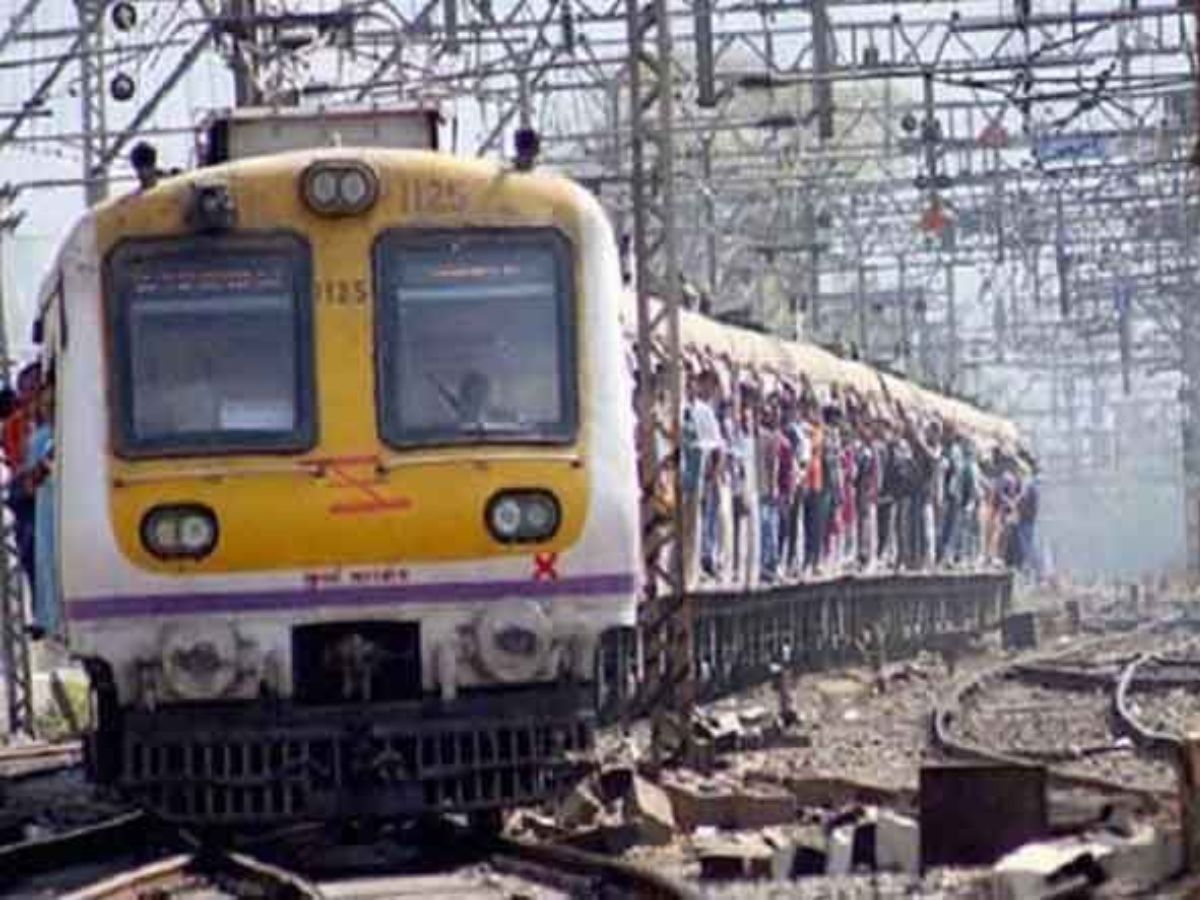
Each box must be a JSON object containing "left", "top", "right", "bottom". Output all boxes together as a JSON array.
[
  {"left": 105, "top": 232, "right": 316, "bottom": 457},
  {"left": 373, "top": 228, "right": 578, "bottom": 448}
]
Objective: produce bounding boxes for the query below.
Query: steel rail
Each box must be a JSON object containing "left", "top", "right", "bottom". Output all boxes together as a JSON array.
[
  {"left": 1114, "top": 654, "right": 1187, "bottom": 755},
  {"left": 0, "top": 739, "right": 81, "bottom": 767},
  {"left": 492, "top": 833, "right": 697, "bottom": 900},
  {"left": 61, "top": 848, "right": 323, "bottom": 900},
  {"left": 0, "top": 806, "right": 691, "bottom": 899},
  {"left": 931, "top": 634, "right": 1173, "bottom": 809},
  {"left": 0, "top": 811, "right": 152, "bottom": 892}
]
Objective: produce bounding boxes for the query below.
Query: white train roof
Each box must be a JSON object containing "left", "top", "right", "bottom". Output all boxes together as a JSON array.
[{"left": 620, "top": 290, "right": 1023, "bottom": 454}]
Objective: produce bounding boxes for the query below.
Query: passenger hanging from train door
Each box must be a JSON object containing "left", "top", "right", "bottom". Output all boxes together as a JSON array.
[
  {"left": 996, "top": 454, "right": 1023, "bottom": 568},
  {"left": 733, "top": 377, "right": 760, "bottom": 590},
  {"left": 695, "top": 367, "right": 725, "bottom": 583},
  {"left": 791, "top": 378, "right": 815, "bottom": 579},
  {"left": 889, "top": 400, "right": 918, "bottom": 570},
  {"left": 960, "top": 439, "right": 982, "bottom": 566},
  {"left": 4, "top": 362, "right": 41, "bottom": 602},
  {"left": 780, "top": 388, "right": 809, "bottom": 581},
  {"left": 964, "top": 444, "right": 984, "bottom": 571},
  {"left": 901, "top": 403, "right": 941, "bottom": 572},
  {"left": 1015, "top": 453, "right": 1040, "bottom": 575},
  {"left": 681, "top": 364, "right": 723, "bottom": 588},
  {"left": 756, "top": 395, "right": 782, "bottom": 583},
  {"left": 982, "top": 446, "right": 1005, "bottom": 566},
  {"left": 713, "top": 360, "right": 737, "bottom": 586},
  {"left": 775, "top": 391, "right": 798, "bottom": 581},
  {"left": 818, "top": 398, "right": 843, "bottom": 572},
  {"left": 855, "top": 401, "right": 881, "bottom": 572},
  {"left": 28, "top": 368, "right": 58, "bottom": 640},
  {"left": 938, "top": 423, "right": 964, "bottom": 567},
  {"left": 801, "top": 393, "right": 825, "bottom": 576},
  {"left": 874, "top": 414, "right": 897, "bottom": 571},
  {"left": 680, "top": 364, "right": 702, "bottom": 590},
  {"left": 838, "top": 393, "right": 859, "bottom": 570}
]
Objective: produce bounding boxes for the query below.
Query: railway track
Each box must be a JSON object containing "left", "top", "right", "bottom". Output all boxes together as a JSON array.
[
  {"left": 1115, "top": 653, "right": 1200, "bottom": 753},
  {"left": 931, "top": 621, "right": 1200, "bottom": 805},
  {"left": 0, "top": 740, "right": 82, "bottom": 780},
  {"left": 60, "top": 849, "right": 321, "bottom": 899},
  {"left": 0, "top": 809, "right": 694, "bottom": 899}
]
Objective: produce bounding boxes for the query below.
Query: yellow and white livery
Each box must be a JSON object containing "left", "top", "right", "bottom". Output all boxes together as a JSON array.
[{"left": 40, "top": 149, "right": 640, "bottom": 823}]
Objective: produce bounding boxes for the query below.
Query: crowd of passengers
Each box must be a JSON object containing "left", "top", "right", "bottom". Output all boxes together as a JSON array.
[
  {"left": 0, "top": 361, "right": 56, "bottom": 640},
  {"left": 639, "top": 361, "right": 1040, "bottom": 591}
]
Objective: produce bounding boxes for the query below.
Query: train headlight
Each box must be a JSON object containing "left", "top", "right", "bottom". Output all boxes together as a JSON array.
[
  {"left": 485, "top": 490, "right": 560, "bottom": 544},
  {"left": 300, "top": 161, "right": 379, "bottom": 216},
  {"left": 307, "top": 168, "right": 339, "bottom": 208},
  {"left": 474, "top": 601, "right": 552, "bottom": 682},
  {"left": 489, "top": 497, "right": 523, "bottom": 540},
  {"left": 141, "top": 505, "right": 219, "bottom": 560},
  {"left": 161, "top": 623, "right": 239, "bottom": 699}
]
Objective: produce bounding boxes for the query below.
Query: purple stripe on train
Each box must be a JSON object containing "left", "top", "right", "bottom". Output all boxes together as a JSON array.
[{"left": 66, "top": 573, "right": 638, "bottom": 621}]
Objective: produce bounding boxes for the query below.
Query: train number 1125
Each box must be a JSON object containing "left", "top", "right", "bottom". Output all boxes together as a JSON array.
[{"left": 316, "top": 278, "right": 368, "bottom": 305}]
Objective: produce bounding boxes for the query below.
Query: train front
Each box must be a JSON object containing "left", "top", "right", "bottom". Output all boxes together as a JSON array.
[{"left": 56, "top": 149, "right": 640, "bottom": 824}]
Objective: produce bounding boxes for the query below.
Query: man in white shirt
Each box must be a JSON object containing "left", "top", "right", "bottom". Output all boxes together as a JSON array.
[{"left": 691, "top": 369, "right": 724, "bottom": 579}]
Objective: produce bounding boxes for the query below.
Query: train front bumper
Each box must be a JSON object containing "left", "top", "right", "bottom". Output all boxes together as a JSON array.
[{"left": 87, "top": 683, "right": 594, "bottom": 824}]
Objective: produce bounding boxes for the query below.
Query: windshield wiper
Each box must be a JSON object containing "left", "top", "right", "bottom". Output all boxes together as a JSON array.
[{"left": 458, "top": 420, "right": 536, "bottom": 437}]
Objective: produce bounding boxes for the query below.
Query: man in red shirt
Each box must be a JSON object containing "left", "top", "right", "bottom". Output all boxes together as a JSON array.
[{"left": 4, "top": 363, "right": 42, "bottom": 594}]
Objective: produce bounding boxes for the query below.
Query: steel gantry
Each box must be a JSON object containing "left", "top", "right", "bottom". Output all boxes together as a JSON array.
[
  {"left": 0, "top": 183, "right": 29, "bottom": 736},
  {"left": 624, "top": 0, "right": 692, "bottom": 760}
]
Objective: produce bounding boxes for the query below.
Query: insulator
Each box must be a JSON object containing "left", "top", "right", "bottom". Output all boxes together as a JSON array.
[
  {"left": 560, "top": 0, "right": 575, "bottom": 53},
  {"left": 111, "top": 1, "right": 137, "bottom": 32},
  {"left": 110, "top": 72, "right": 136, "bottom": 102}
]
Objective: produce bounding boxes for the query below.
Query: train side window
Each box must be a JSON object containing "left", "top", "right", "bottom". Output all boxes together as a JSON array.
[
  {"left": 105, "top": 233, "right": 316, "bottom": 457},
  {"left": 373, "top": 228, "right": 577, "bottom": 448}
]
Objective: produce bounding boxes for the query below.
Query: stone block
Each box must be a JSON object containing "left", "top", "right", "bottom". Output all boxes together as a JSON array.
[
  {"left": 557, "top": 781, "right": 603, "bottom": 830},
  {"left": 758, "top": 771, "right": 907, "bottom": 809},
  {"left": 826, "top": 825, "right": 855, "bottom": 875},
  {"left": 709, "top": 711, "right": 744, "bottom": 753},
  {"left": 513, "top": 811, "right": 564, "bottom": 842},
  {"left": 876, "top": 809, "right": 920, "bottom": 874},
  {"left": 763, "top": 825, "right": 827, "bottom": 879},
  {"left": 627, "top": 775, "right": 676, "bottom": 845},
  {"left": 1002, "top": 612, "right": 1039, "bottom": 651},
  {"left": 992, "top": 839, "right": 1109, "bottom": 900},
  {"left": 697, "top": 836, "right": 774, "bottom": 881},
  {"left": 662, "top": 773, "right": 736, "bottom": 832},
  {"left": 732, "top": 786, "right": 797, "bottom": 830},
  {"left": 662, "top": 773, "right": 795, "bottom": 832},
  {"left": 1095, "top": 824, "right": 1182, "bottom": 891},
  {"left": 738, "top": 704, "right": 774, "bottom": 728},
  {"left": 561, "top": 817, "right": 641, "bottom": 855}
]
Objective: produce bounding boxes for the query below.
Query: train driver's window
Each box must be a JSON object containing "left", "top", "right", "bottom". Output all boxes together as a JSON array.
[
  {"left": 107, "top": 235, "right": 315, "bottom": 456},
  {"left": 374, "top": 228, "right": 577, "bottom": 446}
]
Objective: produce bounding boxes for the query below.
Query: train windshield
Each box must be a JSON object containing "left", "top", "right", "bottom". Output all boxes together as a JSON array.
[
  {"left": 107, "top": 235, "right": 315, "bottom": 456},
  {"left": 374, "top": 229, "right": 577, "bottom": 446}
]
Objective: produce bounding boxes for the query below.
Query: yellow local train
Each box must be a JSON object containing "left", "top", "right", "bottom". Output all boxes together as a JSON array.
[
  {"left": 32, "top": 127, "right": 1024, "bottom": 826},
  {"left": 40, "top": 146, "right": 640, "bottom": 824}
]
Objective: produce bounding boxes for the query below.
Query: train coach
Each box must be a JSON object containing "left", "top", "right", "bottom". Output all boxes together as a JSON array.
[
  {"left": 34, "top": 143, "right": 641, "bottom": 825},
  {"left": 26, "top": 118, "right": 1027, "bottom": 828}
]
